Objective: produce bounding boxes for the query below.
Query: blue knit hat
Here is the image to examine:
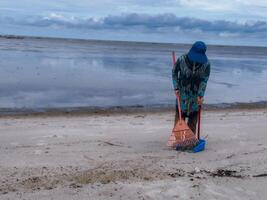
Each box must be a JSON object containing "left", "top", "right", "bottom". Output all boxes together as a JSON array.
[{"left": 188, "top": 41, "right": 208, "bottom": 64}]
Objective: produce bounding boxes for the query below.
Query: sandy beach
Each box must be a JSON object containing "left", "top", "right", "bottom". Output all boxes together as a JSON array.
[{"left": 0, "top": 108, "right": 267, "bottom": 200}]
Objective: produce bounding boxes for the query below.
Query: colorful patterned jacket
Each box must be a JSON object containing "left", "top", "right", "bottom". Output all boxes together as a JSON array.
[{"left": 172, "top": 54, "right": 210, "bottom": 115}]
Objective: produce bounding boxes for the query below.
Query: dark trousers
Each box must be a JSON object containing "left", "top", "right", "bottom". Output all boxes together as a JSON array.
[{"left": 175, "top": 109, "right": 198, "bottom": 134}]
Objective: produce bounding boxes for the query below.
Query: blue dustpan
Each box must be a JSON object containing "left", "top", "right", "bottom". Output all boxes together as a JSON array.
[
  {"left": 193, "top": 139, "right": 206, "bottom": 153},
  {"left": 175, "top": 139, "right": 206, "bottom": 152}
]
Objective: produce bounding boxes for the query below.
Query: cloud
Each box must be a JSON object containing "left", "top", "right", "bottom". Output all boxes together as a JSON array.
[
  {"left": 1, "top": 12, "right": 267, "bottom": 46},
  {"left": 7, "top": 13, "right": 266, "bottom": 36},
  {"left": 235, "top": 0, "right": 267, "bottom": 7},
  {"left": 104, "top": 14, "right": 267, "bottom": 34},
  {"left": 179, "top": 0, "right": 234, "bottom": 11},
  {"left": 1, "top": 0, "right": 267, "bottom": 24}
]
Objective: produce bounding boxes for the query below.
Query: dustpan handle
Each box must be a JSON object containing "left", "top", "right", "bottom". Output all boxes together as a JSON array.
[
  {"left": 172, "top": 51, "right": 182, "bottom": 121},
  {"left": 197, "top": 105, "right": 202, "bottom": 140}
]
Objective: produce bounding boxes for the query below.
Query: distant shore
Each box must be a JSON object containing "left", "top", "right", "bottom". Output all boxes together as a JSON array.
[{"left": 1, "top": 34, "right": 267, "bottom": 49}]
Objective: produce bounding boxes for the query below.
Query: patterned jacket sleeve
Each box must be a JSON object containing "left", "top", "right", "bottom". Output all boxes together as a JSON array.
[
  {"left": 172, "top": 58, "right": 180, "bottom": 91},
  {"left": 198, "top": 63, "right": 210, "bottom": 97}
]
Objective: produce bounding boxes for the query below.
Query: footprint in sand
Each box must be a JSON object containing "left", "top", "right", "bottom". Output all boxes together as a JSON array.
[
  {"left": 34, "top": 150, "right": 42, "bottom": 155},
  {"left": 36, "top": 141, "right": 47, "bottom": 146},
  {"left": 10, "top": 142, "right": 19, "bottom": 146}
]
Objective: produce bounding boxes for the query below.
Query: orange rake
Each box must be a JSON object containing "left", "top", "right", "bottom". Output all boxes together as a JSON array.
[{"left": 167, "top": 52, "right": 198, "bottom": 149}]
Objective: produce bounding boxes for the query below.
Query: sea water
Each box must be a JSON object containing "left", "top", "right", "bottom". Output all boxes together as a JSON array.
[{"left": 0, "top": 36, "right": 267, "bottom": 110}]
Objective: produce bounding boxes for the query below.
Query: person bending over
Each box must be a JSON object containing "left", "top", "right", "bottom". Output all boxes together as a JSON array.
[{"left": 172, "top": 41, "right": 210, "bottom": 134}]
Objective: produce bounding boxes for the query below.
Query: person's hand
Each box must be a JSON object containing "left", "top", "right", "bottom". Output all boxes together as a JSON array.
[
  {"left": 197, "top": 96, "right": 204, "bottom": 106},
  {"left": 175, "top": 90, "right": 180, "bottom": 98}
]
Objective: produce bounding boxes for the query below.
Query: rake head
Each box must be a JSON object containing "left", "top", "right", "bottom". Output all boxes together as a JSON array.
[{"left": 168, "top": 119, "right": 198, "bottom": 149}]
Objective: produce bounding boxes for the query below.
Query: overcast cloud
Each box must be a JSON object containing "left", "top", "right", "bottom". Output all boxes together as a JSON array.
[{"left": 0, "top": 0, "right": 267, "bottom": 45}]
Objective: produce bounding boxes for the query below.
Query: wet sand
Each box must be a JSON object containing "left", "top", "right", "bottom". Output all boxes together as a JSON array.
[{"left": 0, "top": 108, "right": 267, "bottom": 199}]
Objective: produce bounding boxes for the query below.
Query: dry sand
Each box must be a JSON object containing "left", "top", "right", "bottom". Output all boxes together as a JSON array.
[{"left": 0, "top": 109, "right": 267, "bottom": 200}]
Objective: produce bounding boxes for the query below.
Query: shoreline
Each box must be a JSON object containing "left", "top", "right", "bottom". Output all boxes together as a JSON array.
[{"left": 1, "top": 101, "right": 267, "bottom": 117}]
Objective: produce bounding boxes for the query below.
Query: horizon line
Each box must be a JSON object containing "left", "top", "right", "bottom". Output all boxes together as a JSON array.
[{"left": 1, "top": 34, "right": 267, "bottom": 49}]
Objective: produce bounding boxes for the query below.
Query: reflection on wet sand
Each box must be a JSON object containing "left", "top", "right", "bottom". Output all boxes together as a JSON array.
[{"left": 0, "top": 37, "right": 267, "bottom": 111}]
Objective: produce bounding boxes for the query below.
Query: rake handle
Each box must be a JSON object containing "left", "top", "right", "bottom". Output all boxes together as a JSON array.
[
  {"left": 176, "top": 92, "right": 182, "bottom": 122},
  {"left": 172, "top": 51, "right": 176, "bottom": 66},
  {"left": 172, "top": 51, "right": 182, "bottom": 121}
]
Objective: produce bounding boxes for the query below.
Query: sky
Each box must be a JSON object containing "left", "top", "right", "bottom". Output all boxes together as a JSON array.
[{"left": 0, "top": 0, "right": 267, "bottom": 46}]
